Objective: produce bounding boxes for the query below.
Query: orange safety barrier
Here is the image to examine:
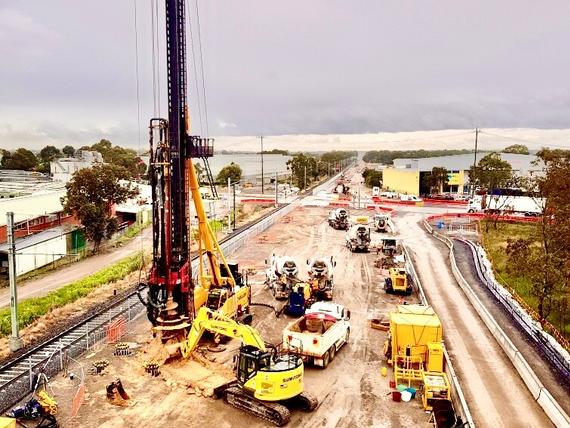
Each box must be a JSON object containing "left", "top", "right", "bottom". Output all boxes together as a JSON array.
[
  {"left": 426, "top": 212, "right": 541, "bottom": 224},
  {"left": 329, "top": 201, "right": 351, "bottom": 207},
  {"left": 70, "top": 382, "right": 85, "bottom": 418},
  {"left": 106, "top": 316, "right": 127, "bottom": 343},
  {"left": 240, "top": 198, "right": 276, "bottom": 204}
]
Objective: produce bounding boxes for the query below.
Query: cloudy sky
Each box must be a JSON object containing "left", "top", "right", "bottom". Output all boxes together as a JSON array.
[{"left": 1, "top": 1, "right": 570, "bottom": 151}]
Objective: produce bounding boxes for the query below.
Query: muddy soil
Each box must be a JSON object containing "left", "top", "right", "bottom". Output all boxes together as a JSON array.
[{"left": 51, "top": 207, "right": 430, "bottom": 427}]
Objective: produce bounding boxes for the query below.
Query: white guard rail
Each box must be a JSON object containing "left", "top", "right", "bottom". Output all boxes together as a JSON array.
[{"left": 424, "top": 221, "right": 570, "bottom": 428}]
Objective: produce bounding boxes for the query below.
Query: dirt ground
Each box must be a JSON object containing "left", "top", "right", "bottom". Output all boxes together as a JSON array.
[{"left": 50, "top": 206, "right": 432, "bottom": 428}]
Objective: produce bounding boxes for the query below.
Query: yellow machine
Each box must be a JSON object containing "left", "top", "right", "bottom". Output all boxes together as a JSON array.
[
  {"left": 384, "top": 305, "right": 451, "bottom": 410},
  {"left": 384, "top": 267, "right": 412, "bottom": 295},
  {"left": 187, "top": 160, "right": 252, "bottom": 322},
  {"left": 181, "top": 306, "right": 317, "bottom": 426}
]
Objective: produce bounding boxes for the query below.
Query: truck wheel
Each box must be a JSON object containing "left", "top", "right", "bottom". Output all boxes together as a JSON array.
[
  {"left": 322, "top": 351, "right": 330, "bottom": 368},
  {"left": 468, "top": 209, "right": 474, "bottom": 213},
  {"left": 345, "top": 329, "right": 350, "bottom": 344},
  {"left": 329, "top": 346, "right": 336, "bottom": 361}
]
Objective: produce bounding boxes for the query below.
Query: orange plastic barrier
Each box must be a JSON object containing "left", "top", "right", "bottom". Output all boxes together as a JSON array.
[{"left": 106, "top": 316, "right": 127, "bottom": 343}]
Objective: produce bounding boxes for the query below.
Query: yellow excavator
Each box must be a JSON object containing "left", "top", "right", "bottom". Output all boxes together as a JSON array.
[{"left": 181, "top": 306, "right": 318, "bottom": 426}]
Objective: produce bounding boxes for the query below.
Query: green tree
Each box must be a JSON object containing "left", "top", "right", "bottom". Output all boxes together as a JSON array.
[
  {"left": 90, "top": 139, "right": 146, "bottom": 179},
  {"left": 62, "top": 145, "right": 76, "bottom": 157},
  {"left": 468, "top": 152, "right": 513, "bottom": 192},
  {"left": 216, "top": 162, "right": 242, "bottom": 184},
  {"left": 362, "top": 168, "right": 382, "bottom": 187},
  {"left": 39, "top": 145, "right": 62, "bottom": 163},
  {"left": 506, "top": 150, "right": 570, "bottom": 320},
  {"left": 61, "top": 164, "right": 138, "bottom": 252},
  {"left": 502, "top": 144, "right": 529, "bottom": 155},
  {"left": 0, "top": 148, "right": 38, "bottom": 171},
  {"left": 429, "top": 166, "right": 448, "bottom": 194},
  {"left": 363, "top": 149, "right": 472, "bottom": 164},
  {"left": 286, "top": 154, "right": 318, "bottom": 189},
  {"left": 194, "top": 162, "right": 205, "bottom": 185}
]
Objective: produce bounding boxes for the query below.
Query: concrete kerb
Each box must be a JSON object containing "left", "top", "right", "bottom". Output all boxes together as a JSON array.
[
  {"left": 402, "top": 244, "right": 475, "bottom": 428},
  {"left": 423, "top": 220, "right": 570, "bottom": 428}
]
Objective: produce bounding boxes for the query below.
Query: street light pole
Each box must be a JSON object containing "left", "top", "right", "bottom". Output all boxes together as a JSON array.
[
  {"left": 232, "top": 183, "right": 236, "bottom": 230},
  {"left": 259, "top": 135, "right": 264, "bottom": 194},
  {"left": 7, "top": 212, "right": 22, "bottom": 351},
  {"left": 227, "top": 177, "right": 231, "bottom": 233}
]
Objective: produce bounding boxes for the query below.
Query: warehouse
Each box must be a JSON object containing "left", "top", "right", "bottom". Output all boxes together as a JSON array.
[{"left": 382, "top": 153, "right": 540, "bottom": 196}]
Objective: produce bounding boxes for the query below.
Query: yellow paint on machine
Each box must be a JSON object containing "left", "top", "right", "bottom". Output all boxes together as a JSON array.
[{"left": 383, "top": 168, "right": 420, "bottom": 195}]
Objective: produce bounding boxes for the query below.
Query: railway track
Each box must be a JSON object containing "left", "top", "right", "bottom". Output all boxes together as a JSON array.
[{"left": 0, "top": 171, "right": 345, "bottom": 413}]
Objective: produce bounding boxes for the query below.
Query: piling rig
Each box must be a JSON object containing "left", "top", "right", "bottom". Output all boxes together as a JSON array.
[{"left": 140, "top": 0, "right": 250, "bottom": 344}]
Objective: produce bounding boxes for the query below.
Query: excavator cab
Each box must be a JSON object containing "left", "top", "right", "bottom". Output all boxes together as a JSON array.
[{"left": 237, "top": 345, "right": 305, "bottom": 402}]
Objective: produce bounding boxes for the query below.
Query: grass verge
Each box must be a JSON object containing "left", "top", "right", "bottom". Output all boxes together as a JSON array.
[
  {"left": 0, "top": 251, "right": 146, "bottom": 337},
  {"left": 481, "top": 220, "right": 569, "bottom": 339}
]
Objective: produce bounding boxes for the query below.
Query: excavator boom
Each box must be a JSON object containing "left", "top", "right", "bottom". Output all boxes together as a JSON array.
[{"left": 181, "top": 307, "right": 266, "bottom": 358}]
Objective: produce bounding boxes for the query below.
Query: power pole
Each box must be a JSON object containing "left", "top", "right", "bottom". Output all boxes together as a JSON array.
[
  {"left": 7, "top": 212, "right": 22, "bottom": 351},
  {"left": 471, "top": 128, "right": 479, "bottom": 197},
  {"left": 227, "top": 177, "right": 231, "bottom": 233},
  {"left": 304, "top": 166, "right": 307, "bottom": 190},
  {"left": 259, "top": 135, "right": 264, "bottom": 194},
  {"left": 275, "top": 172, "right": 278, "bottom": 207},
  {"left": 232, "top": 183, "right": 236, "bottom": 230}
]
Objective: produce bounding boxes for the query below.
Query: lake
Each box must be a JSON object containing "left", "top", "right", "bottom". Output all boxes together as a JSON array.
[{"left": 196, "top": 154, "right": 291, "bottom": 178}]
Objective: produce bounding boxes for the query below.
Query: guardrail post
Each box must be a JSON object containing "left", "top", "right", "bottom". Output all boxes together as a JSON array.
[
  {"left": 85, "top": 324, "right": 89, "bottom": 350},
  {"left": 59, "top": 339, "right": 63, "bottom": 370},
  {"left": 28, "top": 356, "right": 33, "bottom": 389}
]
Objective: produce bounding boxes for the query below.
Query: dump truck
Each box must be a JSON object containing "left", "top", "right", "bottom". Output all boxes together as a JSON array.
[
  {"left": 383, "top": 305, "right": 452, "bottom": 411},
  {"left": 384, "top": 267, "right": 413, "bottom": 295},
  {"left": 283, "top": 302, "right": 351, "bottom": 368},
  {"left": 345, "top": 224, "right": 371, "bottom": 252}
]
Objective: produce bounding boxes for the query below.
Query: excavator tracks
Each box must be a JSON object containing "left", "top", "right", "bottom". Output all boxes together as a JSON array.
[
  {"left": 223, "top": 387, "right": 291, "bottom": 426},
  {"left": 286, "top": 391, "right": 319, "bottom": 412}
]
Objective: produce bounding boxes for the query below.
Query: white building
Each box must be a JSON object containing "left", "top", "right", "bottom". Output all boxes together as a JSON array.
[{"left": 51, "top": 150, "right": 103, "bottom": 182}]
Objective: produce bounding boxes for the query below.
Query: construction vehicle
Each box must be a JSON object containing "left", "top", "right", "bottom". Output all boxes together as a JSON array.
[
  {"left": 345, "top": 224, "right": 371, "bottom": 252},
  {"left": 306, "top": 257, "right": 335, "bottom": 300},
  {"left": 180, "top": 307, "right": 318, "bottom": 426},
  {"left": 7, "top": 390, "right": 58, "bottom": 427},
  {"left": 383, "top": 305, "right": 452, "bottom": 412},
  {"left": 384, "top": 267, "right": 413, "bottom": 295},
  {"left": 283, "top": 282, "right": 313, "bottom": 316},
  {"left": 327, "top": 208, "right": 349, "bottom": 230},
  {"left": 265, "top": 255, "right": 301, "bottom": 300},
  {"left": 139, "top": 0, "right": 251, "bottom": 344},
  {"left": 283, "top": 302, "right": 350, "bottom": 368},
  {"left": 373, "top": 213, "right": 395, "bottom": 234}
]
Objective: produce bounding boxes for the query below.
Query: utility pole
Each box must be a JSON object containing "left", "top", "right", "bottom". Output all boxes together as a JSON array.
[
  {"left": 232, "top": 183, "right": 237, "bottom": 230},
  {"left": 259, "top": 135, "right": 264, "bottom": 194},
  {"left": 227, "top": 177, "right": 231, "bottom": 233},
  {"left": 7, "top": 212, "right": 22, "bottom": 351},
  {"left": 304, "top": 166, "right": 307, "bottom": 190},
  {"left": 471, "top": 128, "right": 479, "bottom": 197},
  {"left": 275, "top": 172, "right": 278, "bottom": 207}
]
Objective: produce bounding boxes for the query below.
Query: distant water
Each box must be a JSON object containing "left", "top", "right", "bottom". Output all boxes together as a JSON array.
[{"left": 198, "top": 154, "right": 292, "bottom": 177}]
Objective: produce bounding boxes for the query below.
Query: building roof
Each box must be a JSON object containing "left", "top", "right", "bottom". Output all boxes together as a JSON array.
[
  {"left": 393, "top": 153, "right": 541, "bottom": 173},
  {"left": 0, "top": 225, "right": 70, "bottom": 252},
  {"left": 0, "top": 190, "right": 66, "bottom": 227}
]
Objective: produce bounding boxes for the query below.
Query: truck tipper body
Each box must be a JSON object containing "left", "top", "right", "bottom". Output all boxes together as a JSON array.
[{"left": 283, "top": 302, "right": 350, "bottom": 368}]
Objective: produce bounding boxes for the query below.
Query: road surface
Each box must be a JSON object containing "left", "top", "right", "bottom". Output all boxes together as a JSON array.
[
  {"left": 397, "top": 211, "right": 551, "bottom": 427},
  {"left": 0, "top": 227, "right": 151, "bottom": 308}
]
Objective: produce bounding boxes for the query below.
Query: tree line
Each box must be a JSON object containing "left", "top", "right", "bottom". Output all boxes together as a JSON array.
[{"left": 0, "top": 139, "right": 146, "bottom": 180}]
